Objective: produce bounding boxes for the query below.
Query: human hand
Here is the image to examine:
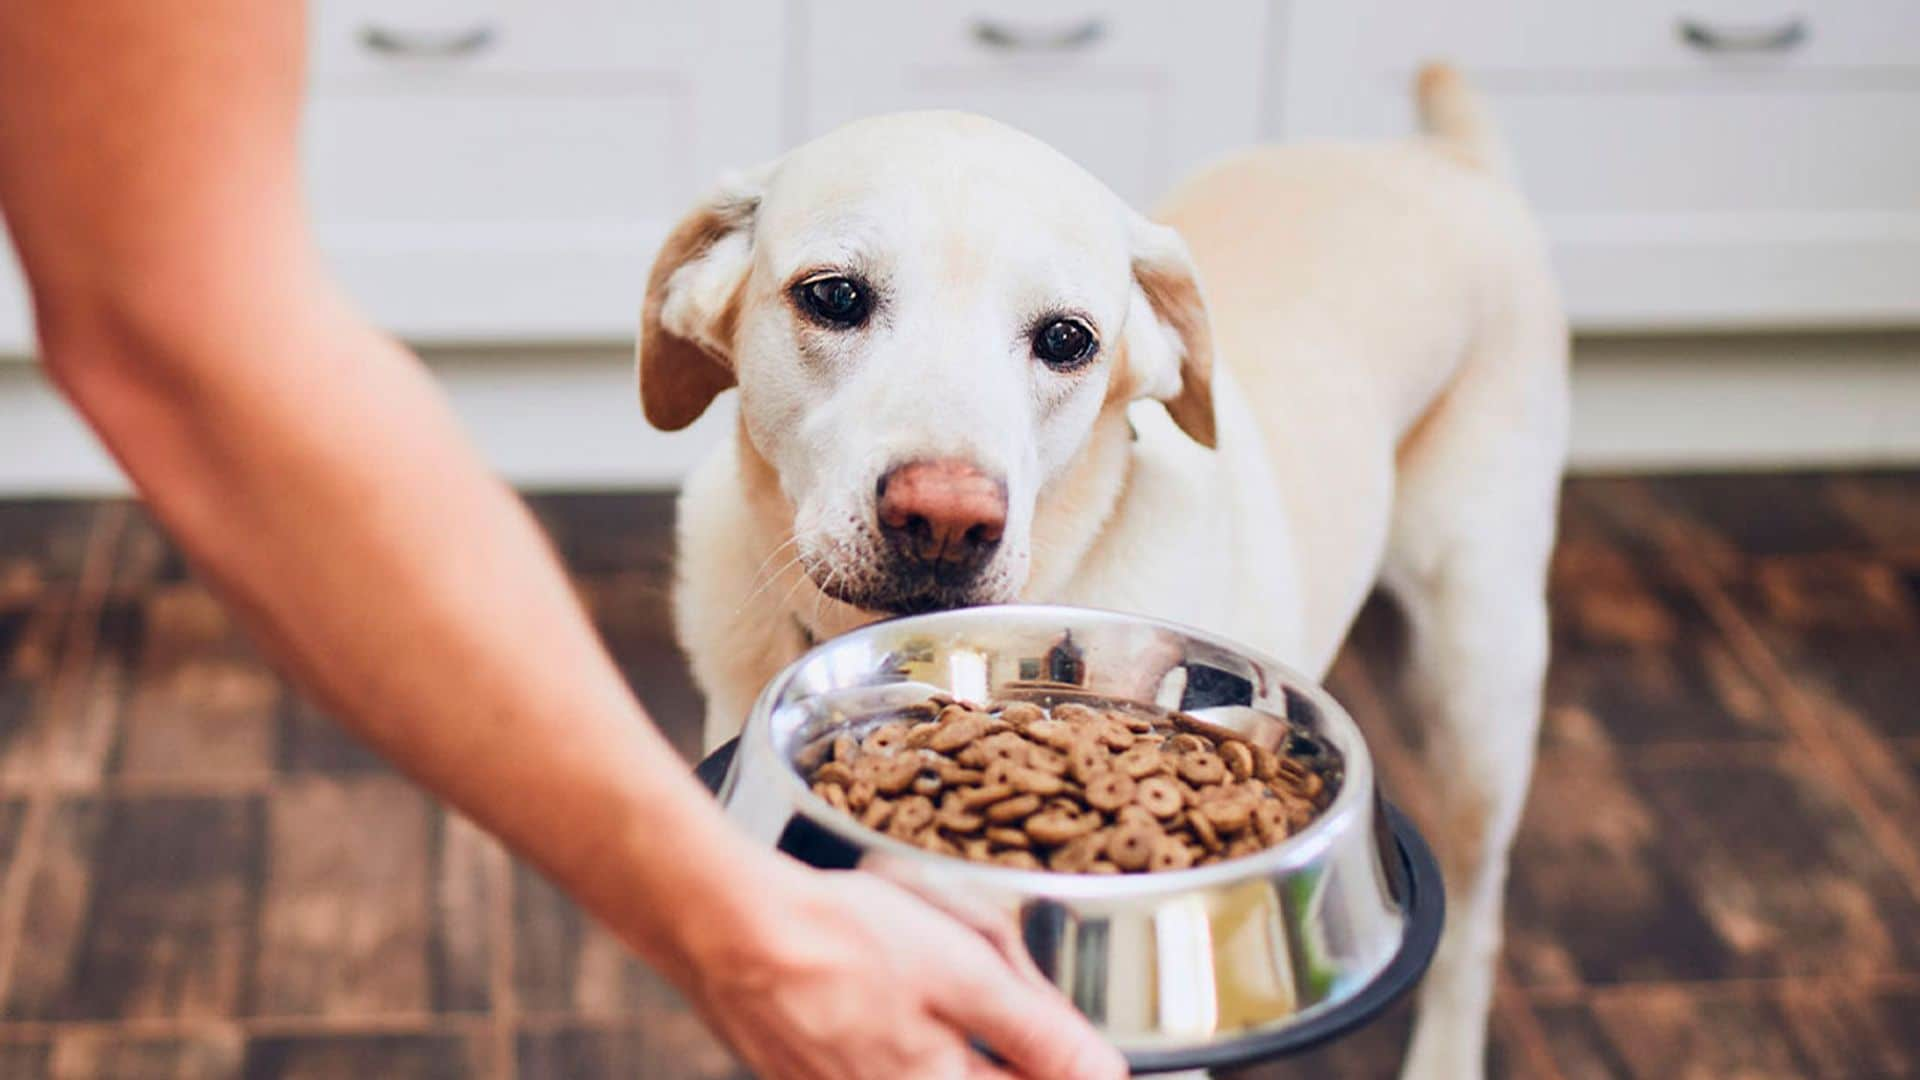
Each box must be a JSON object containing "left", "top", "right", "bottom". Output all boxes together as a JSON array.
[{"left": 680, "top": 856, "right": 1127, "bottom": 1080}]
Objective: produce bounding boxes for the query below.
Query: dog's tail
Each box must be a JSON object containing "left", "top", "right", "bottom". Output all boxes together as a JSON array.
[{"left": 1415, "top": 62, "right": 1512, "bottom": 178}]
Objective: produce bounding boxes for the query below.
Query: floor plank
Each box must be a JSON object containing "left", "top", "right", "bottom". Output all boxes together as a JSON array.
[
  {"left": 1629, "top": 755, "right": 1920, "bottom": 979},
  {"left": 1544, "top": 575, "right": 1786, "bottom": 748},
  {"left": 0, "top": 800, "right": 24, "bottom": 880},
  {"left": 0, "top": 501, "right": 98, "bottom": 599},
  {"left": 1537, "top": 984, "right": 1920, "bottom": 1080},
  {"left": 0, "top": 1040, "right": 51, "bottom": 1077},
  {"left": 39, "top": 593, "right": 138, "bottom": 791},
  {"left": 516, "top": 1023, "right": 744, "bottom": 1080},
  {"left": 47, "top": 1028, "right": 245, "bottom": 1079},
  {"left": 578, "top": 572, "right": 705, "bottom": 762},
  {"left": 1645, "top": 474, "right": 1873, "bottom": 560},
  {"left": 510, "top": 857, "right": 740, "bottom": 1074},
  {"left": 274, "top": 698, "right": 388, "bottom": 775},
  {"left": 1507, "top": 748, "right": 1920, "bottom": 989},
  {"left": 1826, "top": 472, "right": 1920, "bottom": 554},
  {"left": 238, "top": 1031, "right": 488, "bottom": 1080},
  {"left": 1504, "top": 753, "right": 1730, "bottom": 989},
  {"left": 524, "top": 494, "right": 677, "bottom": 579},
  {"left": 250, "top": 776, "right": 440, "bottom": 1018},
  {"left": 2, "top": 797, "right": 104, "bottom": 1020},
  {"left": 0, "top": 594, "right": 73, "bottom": 787},
  {"left": 430, "top": 813, "right": 500, "bottom": 1016},
  {"left": 112, "top": 588, "right": 280, "bottom": 782},
  {"left": 1724, "top": 558, "right": 1920, "bottom": 741},
  {"left": 7, "top": 795, "right": 260, "bottom": 1021}
]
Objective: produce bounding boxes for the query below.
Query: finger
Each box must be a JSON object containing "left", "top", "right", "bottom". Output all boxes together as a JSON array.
[
  {"left": 860, "top": 860, "right": 1054, "bottom": 991},
  {"left": 930, "top": 945, "right": 1127, "bottom": 1080},
  {"left": 968, "top": 913, "right": 1054, "bottom": 992}
]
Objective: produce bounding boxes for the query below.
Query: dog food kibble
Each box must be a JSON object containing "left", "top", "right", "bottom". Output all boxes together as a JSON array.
[
  {"left": 1221, "top": 740, "right": 1256, "bottom": 781},
  {"left": 1107, "top": 823, "right": 1159, "bottom": 871},
  {"left": 1136, "top": 775, "right": 1185, "bottom": 819},
  {"left": 985, "top": 793, "right": 1043, "bottom": 823},
  {"left": 802, "top": 695, "right": 1336, "bottom": 874},
  {"left": 890, "top": 794, "right": 936, "bottom": 834},
  {"left": 1083, "top": 770, "right": 1136, "bottom": 812},
  {"left": 1177, "top": 751, "right": 1228, "bottom": 786}
]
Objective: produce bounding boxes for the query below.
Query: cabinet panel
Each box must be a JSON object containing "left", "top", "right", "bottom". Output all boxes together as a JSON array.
[{"left": 800, "top": 0, "right": 1267, "bottom": 211}]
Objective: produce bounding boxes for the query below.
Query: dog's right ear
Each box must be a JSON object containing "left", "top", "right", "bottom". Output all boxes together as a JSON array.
[{"left": 637, "top": 163, "right": 773, "bottom": 431}]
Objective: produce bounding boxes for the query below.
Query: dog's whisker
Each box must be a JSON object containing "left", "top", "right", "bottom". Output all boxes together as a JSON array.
[
  {"left": 730, "top": 545, "right": 807, "bottom": 623},
  {"left": 807, "top": 555, "right": 844, "bottom": 625},
  {"left": 769, "top": 556, "right": 819, "bottom": 625},
  {"left": 812, "top": 563, "right": 848, "bottom": 626},
  {"left": 730, "top": 551, "right": 800, "bottom": 617},
  {"left": 738, "top": 534, "right": 800, "bottom": 598},
  {"left": 741, "top": 534, "right": 801, "bottom": 592},
  {"left": 735, "top": 562, "right": 805, "bottom": 624}
]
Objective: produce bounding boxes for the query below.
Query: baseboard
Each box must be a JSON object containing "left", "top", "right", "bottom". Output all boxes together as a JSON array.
[
  {"left": 0, "top": 347, "right": 734, "bottom": 497},
  {"left": 1565, "top": 331, "right": 1920, "bottom": 471},
  {"left": 4, "top": 333, "right": 1918, "bottom": 496}
]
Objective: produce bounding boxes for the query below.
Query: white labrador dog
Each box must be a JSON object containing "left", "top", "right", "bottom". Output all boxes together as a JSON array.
[{"left": 639, "top": 65, "right": 1567, "bottom": 1080}]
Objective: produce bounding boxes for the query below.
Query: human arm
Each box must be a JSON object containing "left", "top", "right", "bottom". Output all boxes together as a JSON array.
[{"left": 0, "top": 3, "right": 1121, "bottom": 1077}]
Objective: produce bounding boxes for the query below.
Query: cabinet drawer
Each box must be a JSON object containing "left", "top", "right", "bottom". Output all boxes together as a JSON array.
[
  {"left": 305, "top": 0, "right": 784, "bottom": 342},
  {"left": 311, "top": 0, "right": 771, "bottom": 79},
  {"left": 1281, "top": 0, "right": 1920, "bottom": 330},
  {"left": 799, "top": 0, "right": 1267, "bottom": 210},
  {"left": 1291, "top": 0, "right": 1920, "bottom": 77}
]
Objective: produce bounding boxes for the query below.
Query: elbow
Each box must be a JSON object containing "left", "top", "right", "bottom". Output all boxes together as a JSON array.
[
  {"left": 35, "top": 298, "right": 188, "bottom": 436},
  {"left": 31, "top": 246, "right": 298, "bottom": 413},
  {"left": 30, "top": 281, "right": 239, "bottom": 471}
]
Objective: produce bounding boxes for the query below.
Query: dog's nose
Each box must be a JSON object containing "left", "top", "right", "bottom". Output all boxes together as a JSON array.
[{"left": 876, "top": 459, "right": 1007, "bottom": 575}]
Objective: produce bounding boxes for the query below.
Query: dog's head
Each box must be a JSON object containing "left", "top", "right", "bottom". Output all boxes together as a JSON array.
[{"left": 639, "top": 112, "right": 1214, "bottom": 616}]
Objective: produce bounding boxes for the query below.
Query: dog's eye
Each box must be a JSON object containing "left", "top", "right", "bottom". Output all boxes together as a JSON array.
[
  {"left": 794, "top": 275, "right": 871, "bottom": 328},
  {"left": 1033, "top": 317, "right": 1098, "bottom": 370}
]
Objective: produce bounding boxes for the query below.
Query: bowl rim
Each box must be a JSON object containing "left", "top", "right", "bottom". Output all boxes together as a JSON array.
[{"left": 741, "top": 602, "right": 1380, "bottom": 901}]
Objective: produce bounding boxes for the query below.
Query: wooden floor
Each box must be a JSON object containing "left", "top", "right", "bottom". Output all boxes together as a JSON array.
[{"left": 0, "top": 473, "right": 1916, "bottom": 1079}]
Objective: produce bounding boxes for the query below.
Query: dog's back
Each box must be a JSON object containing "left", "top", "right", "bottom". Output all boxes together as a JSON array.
[{"left": 1155, "top": 64, "right": 1567, "bottom": 668}]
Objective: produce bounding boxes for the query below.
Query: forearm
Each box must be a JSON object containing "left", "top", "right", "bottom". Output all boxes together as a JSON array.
[{"left": 45, "top": 273, "right": 760, "bottom": 981}]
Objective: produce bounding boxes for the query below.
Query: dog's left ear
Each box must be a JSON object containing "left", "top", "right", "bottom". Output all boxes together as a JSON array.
[
  {"left": 1121, "top": 216, "right": 1217, "bottom": 449},
  {"left": 637, "top": 163, "right": 773, "bottom": 431}
]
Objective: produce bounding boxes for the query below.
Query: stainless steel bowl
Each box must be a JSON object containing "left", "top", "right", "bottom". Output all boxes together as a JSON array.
[{"left": 709, "top": 604, "right": 1440, "bottom": 1072}]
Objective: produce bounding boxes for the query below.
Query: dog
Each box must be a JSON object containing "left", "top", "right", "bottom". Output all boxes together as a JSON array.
[{"left": 637, "top": 64, "right": 1567, "bottom": 1080}]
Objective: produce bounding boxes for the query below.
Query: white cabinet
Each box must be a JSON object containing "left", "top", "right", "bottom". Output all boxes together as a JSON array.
[
  {"left": 1280, "top": 0, "right": 1920, "bottom": 330},
  {"left": 303, "top": 0, "right": 785, "bottom": 343},
  {"left": 3, "top": 0, "right": 1916, "bottom": 353},
  {"left": 796, "top": 0, "right": 1268, "bottom": 211}
]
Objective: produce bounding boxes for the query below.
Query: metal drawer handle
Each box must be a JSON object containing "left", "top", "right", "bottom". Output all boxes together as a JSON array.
[
  {"left": 1678, "top": 16, "right": 1808, "bottom": 53},
  {"left": 359, "top": 23, "right": 497, "bottom": 58},
  {"left": 971, "top": 16, "right": 1106, "bottom": 52}
]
